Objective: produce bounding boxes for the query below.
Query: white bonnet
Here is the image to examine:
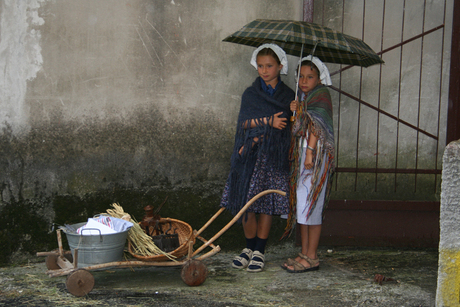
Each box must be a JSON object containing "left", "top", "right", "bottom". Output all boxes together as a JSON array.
[
  {"left": 250, "top": 43, "right": 288, "bottom": 75},
  {"left": 298, "top": 55, "right": 332, "bottom": 86}
]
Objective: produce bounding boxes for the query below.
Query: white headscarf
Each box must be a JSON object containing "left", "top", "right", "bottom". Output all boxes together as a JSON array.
[
  {"left": 250, "top": 43, "right": 288, "bottom": 75},
  {"left": 298, "top": 55, "right": 332, "bottom": 86}
]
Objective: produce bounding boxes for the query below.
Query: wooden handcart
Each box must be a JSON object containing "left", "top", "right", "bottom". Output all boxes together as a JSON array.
[{"left": 36, "top": 190, "right": 286, "bottom": 297}]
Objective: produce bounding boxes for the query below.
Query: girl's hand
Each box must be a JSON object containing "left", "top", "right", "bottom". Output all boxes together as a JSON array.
[
  {"left": 290, "top": 100, "right": 299, "bottom": 112},
  {"left": 304, "top": 151, "right": 314, "bottom": 169},
  {"left": 271, "top": 112, "right": 287, "bottom": 130}
]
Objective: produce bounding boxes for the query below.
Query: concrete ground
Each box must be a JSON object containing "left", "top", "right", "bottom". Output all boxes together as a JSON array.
[{"left": 0, "top": 242, "right": 437, "bottom": 307}]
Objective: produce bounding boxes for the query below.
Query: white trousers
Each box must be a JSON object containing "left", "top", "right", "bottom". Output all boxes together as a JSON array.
[{"left": 296, "top": 149, "right": 328, "bottom": 226}]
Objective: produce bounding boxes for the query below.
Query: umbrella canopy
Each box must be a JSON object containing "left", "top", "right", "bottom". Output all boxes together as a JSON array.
[{"left": 223, "top": 19, "right": 384, "bottom": 68}]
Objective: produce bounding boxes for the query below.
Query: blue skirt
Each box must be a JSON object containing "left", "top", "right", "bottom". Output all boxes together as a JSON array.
[{"left": 221, "top": 153, "right": 290, "bottom": 215}]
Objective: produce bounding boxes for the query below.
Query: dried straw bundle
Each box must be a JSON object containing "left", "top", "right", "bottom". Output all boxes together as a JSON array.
[{"left": 106, "top": 203, "right": 176, "bottom": 261}]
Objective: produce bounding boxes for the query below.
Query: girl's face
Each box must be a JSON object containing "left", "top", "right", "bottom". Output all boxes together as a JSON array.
[
  {"left": 256, "top": 55, "right": 283, "bottom": 88},
  {"left": 298, "top": 65, "right": 321, "bottom": 94}
]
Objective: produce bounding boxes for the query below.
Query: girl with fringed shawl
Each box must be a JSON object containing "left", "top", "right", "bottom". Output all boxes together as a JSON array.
[
  {"left": 281, "top": 56, "right": 335, "bottom": 274},
  {"left": 220, "top": 44, "right": 295, "bottom": 273}
]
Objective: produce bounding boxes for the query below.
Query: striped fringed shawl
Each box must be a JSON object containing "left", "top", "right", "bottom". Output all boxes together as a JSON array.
[{"left": 282, "top": 85, "right": 335, "bottom": 239}]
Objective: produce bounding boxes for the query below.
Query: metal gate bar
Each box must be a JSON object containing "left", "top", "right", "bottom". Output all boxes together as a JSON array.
[
  {"left": 328, "top": 85, "right": 438, "bottom": 140},
  {"left": 303, "top": 0, "right": 451, "bottom": 247},
  {"left": 329, "top": 25, "right": 445, "bottom": 78},
  {"left": 334, "top": 167, "right": 441, "bottom": 175},
  {"left": 316, "top": 0, "right": 447, "bottom": 193}
]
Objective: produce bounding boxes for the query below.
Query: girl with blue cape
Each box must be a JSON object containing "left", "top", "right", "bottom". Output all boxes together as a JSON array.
[{"left": 220, "top": 43, "right": 295, "bottom": 272}]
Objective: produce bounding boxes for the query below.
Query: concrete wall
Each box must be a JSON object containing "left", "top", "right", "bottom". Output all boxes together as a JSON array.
[
  {"left": 0, "top": 0, "right": 454, "bottom": 263},
  {"left": 436, "top": 139, "right": 460, "bottom": 306},
  {"left": 0, "top": 0, "right": 302, "bottom": 264}
]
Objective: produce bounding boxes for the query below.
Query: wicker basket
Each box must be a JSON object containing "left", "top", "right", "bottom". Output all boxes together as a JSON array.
[{"left": 128, "top": 217, "right": 195, "bottom": 262}]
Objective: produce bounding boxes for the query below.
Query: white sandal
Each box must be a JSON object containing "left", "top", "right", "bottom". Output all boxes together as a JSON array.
[
  {"left": 232, "top": 248, "right": 253, "bottom": 269},
  {"left": 246, "top": 251, "right": 265, "bottom": 272}
]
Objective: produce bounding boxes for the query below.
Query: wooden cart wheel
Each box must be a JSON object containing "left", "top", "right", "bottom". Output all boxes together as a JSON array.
[
  {"left": 181, "top": 259, "right": 208, "bottom": 286},
  {"left": 45, "top": 253, "right": 73, "bottom": 270},
  {"left": 66, "top": 269, "right": 95, "bottom": 297}
]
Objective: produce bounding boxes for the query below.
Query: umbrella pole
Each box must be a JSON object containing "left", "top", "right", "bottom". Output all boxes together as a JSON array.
[{"left": 291, "top": 44, "right": 304, "bottom": 122}]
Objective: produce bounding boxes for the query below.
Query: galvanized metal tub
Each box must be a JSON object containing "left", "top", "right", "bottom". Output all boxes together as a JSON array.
[{"left": 65, "top": 222, "right": 129, "bottom": 268}]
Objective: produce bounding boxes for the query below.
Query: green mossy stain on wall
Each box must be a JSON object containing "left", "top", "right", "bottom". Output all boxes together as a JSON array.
[
  {"left": 0, "top": 199, "right": 55, "bottom": 266},
  {"left": 0, "top": 183, "right": 292, "bottom": 266}
]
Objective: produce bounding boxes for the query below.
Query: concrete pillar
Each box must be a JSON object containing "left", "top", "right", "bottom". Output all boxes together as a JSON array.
[{"left": 436, "top": 139, "right": 460, "bottom": 306}]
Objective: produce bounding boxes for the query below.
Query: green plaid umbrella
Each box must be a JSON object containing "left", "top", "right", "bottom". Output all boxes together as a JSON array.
[{"left": 222, "top": 19, "right": 384, "bottom": 68}]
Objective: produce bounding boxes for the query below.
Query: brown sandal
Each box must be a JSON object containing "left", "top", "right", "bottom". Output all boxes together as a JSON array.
[
  {"left": 280, "top": 257, "right": 296, "bottom": 270},
  {"left": 286, "top": 253, "right": 319, "bottom": 273}
]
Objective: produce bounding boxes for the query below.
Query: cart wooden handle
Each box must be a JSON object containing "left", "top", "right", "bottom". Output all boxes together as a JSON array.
[
  {"left": 191, "top": 189, "right": 286, "bottom": 257},
  {"left": 194, "top": 207, "right": 226, "bottom": 238}
]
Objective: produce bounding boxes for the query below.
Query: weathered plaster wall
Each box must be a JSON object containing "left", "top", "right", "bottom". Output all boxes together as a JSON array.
[
  {"left": 0, "top": 1, "right": 44, "bottom": 134},
  {"left": 0, "top": 0, "right": 454, "bottom": 263},
  {"left": 0, "top": 0, "right": 302, "bottom": 264}
]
